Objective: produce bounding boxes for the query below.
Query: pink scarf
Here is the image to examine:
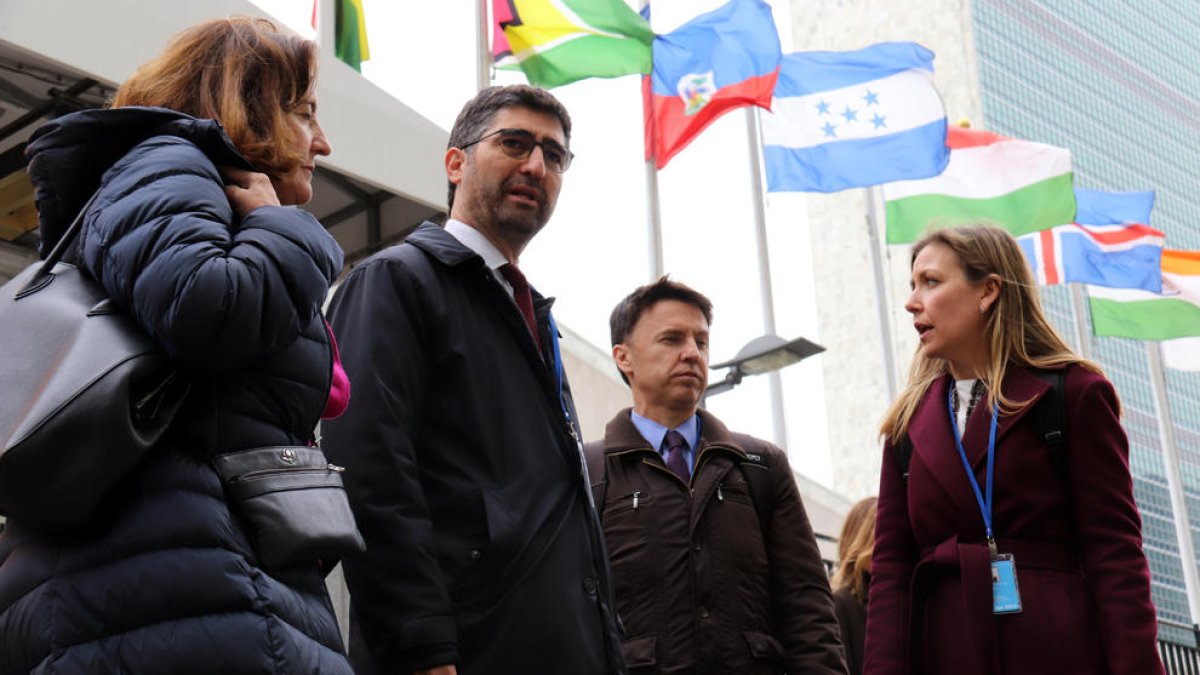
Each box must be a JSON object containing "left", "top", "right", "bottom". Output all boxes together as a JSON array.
[{"left": 322, "top": 319, "right": 351, "bottom": 420}]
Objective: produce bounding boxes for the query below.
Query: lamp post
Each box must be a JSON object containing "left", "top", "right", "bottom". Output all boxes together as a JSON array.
[{"left": 704, "top": 335, "right": 826, "bottom": 401}]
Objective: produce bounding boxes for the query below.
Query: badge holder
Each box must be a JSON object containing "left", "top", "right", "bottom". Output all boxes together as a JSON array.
[
  {"left": 949, "top": 387, "right": 1024, "bottom": 616},
  {"left": 990, "top": 539, "right": 1022, "bottom": 614}
]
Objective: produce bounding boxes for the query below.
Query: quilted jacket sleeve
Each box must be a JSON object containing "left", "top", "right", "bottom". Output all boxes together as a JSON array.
[{"left": 79, "top": 135, "right": 342, "bottom": 374}]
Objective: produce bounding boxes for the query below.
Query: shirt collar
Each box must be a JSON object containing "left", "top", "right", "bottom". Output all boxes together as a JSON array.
[
  {"left": 630, "top": 411, "right": 701, "bottom": 452},
  {"left": 444, "top": 219, "right": 509, "bottom": 271}
]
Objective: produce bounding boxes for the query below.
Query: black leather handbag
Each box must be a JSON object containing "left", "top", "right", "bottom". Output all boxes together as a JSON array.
[
  {"left": 0, "top": 194, "right": 187, "bottom": 529},
  {"left": 211, "top": 445, "right": 365, "bottom": 569}
]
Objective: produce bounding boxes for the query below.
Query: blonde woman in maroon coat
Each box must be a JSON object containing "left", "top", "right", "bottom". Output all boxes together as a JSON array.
[{"left": 864, "top": 225, "right": 1164, "bottom": 675}]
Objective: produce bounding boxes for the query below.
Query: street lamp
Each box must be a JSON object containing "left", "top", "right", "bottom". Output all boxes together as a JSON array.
[{"left": 704, "top": 334, "right": 825, "bottom": 399}]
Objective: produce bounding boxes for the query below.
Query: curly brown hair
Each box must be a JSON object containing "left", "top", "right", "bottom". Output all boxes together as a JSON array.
[{"left": 111, "top": 16, "right": 317, "bottom": 177}]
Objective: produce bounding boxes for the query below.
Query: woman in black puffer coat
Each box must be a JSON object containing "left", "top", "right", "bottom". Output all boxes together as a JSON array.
[{"left": 0, "top": 17, "right": 354, "bottom": 674}]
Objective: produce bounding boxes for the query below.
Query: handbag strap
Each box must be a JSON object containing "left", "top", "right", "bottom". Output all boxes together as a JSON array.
[{"left": 21, "top": 189, "right": 101, "bottom": 295}]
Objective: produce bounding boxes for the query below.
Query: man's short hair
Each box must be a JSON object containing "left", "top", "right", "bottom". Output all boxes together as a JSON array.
[
  {"left": 610, "top": 277, "right": 714, "bottom": 385},
  {"left": 610, "top": 276, "right": 714, "bottom": 347},
  {"left": 446, "top": 84, "right": 572, "bottom": 209}
]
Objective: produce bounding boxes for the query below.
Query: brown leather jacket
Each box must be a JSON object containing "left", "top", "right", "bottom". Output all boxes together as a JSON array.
[{"left": 586, "top": 409, "right": 847, "bottom": 675}]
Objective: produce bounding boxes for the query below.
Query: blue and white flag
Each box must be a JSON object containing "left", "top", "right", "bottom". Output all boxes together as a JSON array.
[
  {"left": 1074, "top": 188, "right": 1155, "bottom": 226},
  {"left": 759, "top": 42, "right": 949, "bottom": 193}
]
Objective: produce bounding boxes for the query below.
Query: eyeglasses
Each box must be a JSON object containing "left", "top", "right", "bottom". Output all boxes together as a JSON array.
[{"left": 459, "top": 128, "right": 574, "bottom": 173}]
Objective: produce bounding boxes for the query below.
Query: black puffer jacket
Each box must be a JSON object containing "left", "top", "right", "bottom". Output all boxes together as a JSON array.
[{"left": 0, "top": 107, "right": 351, "bottom": 674}]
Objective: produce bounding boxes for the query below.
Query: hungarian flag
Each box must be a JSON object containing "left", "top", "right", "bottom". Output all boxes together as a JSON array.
[
  {"left": 495, "top": 0, "right": 654, "bottom": 89},
  {"left": 882, "top": 127, "right": 1076, "bottom": 244},
  {"left": 643, "top": 0, "right": 781, "bottom": 169},
  {"left": 335, "top": 0, "right": 370, "bottom": 71}
]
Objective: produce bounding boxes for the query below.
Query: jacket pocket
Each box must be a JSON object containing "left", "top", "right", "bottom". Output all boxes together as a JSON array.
[
  {"left": 743, "top": 631, "right": 785, "bottom": 664},
  {"left": 621, "top": 634, "right": 657, "bottom": 669}
]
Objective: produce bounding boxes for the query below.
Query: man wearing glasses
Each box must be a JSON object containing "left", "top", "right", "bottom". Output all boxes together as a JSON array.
[{"left": 324, "top": 86, "right": 625, "bottom": 675}]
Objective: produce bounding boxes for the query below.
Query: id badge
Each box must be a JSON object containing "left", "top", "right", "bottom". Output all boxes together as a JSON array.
[{"left": 991, "top": 554, "right": 1023, "bottom": 614}]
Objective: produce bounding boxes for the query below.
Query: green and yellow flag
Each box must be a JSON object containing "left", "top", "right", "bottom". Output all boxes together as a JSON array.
[
  {"left": 336, "top": 0, "right": 370, "bottom": 71},
  {"left": 494, "top": 0, "right": 655, "bottom": 89}
]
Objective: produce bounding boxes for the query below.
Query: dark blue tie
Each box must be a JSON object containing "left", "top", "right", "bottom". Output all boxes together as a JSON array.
[{"left": 664, "top": 430, "right": 690, "bottom": 483}]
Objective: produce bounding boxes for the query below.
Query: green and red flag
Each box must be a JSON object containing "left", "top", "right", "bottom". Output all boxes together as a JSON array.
[{"left": 882, "top": 127, "right": 1076, "bottom": 244}]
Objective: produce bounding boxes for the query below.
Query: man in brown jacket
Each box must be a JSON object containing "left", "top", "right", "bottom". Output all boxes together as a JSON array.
[{"left": 585, "top": 278, "right": 847, "bottom": 675}]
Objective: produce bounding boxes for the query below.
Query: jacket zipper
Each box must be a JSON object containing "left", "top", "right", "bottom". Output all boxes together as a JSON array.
[{"left": 233, "top": 464, "right": 345, "bottom": 481}]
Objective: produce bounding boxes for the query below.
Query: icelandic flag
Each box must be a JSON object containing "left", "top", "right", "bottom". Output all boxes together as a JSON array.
[
  {"left": 1018, "top": 189, "right": 1162, "bottom": 292},
  {"left": 643, "top": 0, "right": 781, "bottom": 169},
  {"left": 1017, "top": 223, "right": 1165, "bottom": 292},
  {"left": 760, "top": 42, "right": 949, "bottom": 193}
]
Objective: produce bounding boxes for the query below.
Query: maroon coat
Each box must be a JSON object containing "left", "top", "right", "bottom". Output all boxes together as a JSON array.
[{"left": 864, "top": 365, "right": 1163, "bottom": 675}]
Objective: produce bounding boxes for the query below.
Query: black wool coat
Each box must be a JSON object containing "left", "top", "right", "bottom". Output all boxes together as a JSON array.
[{"left": 323, "top": 222, "right": 625, "bottom": 675}]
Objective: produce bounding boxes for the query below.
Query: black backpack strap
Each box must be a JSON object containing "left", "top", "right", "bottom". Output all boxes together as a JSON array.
[
  {"left": 1029, "top": 369, "right": 1068, "bottom": 481},
  {"left": 733, "top": 433, "right": 774, "bottom": 538},
  {"left": 583, "top": 439, "right": 608, "bottom": 511},
  {"left": 898, "top": 370, "right": 1067, "bottom": 484},
  {"left": 896, "top": 434, "right": 914, "bottom": 483}
]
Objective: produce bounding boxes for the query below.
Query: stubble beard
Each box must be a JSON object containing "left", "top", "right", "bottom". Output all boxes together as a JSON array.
[{"left": 477, "top": 178, "right": 552, "bottom": 247}]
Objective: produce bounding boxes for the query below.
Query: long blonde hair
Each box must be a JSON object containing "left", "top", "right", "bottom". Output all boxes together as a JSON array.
[
  {"left": 833, "top": 497, "right": 878, "bottom": 602},
  {"left": 879, "top": 225, "right": 1103, "bottom": 444}
]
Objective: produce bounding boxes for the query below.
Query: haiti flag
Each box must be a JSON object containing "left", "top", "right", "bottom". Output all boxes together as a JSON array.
[{"left": 643, "top": 0, "right": 781, "bottom": 169}]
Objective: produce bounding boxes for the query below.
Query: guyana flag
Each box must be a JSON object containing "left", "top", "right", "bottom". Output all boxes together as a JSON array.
[
  {"left": 493, "top": 0, "right": 655, "bottom": 89},
  {"left": 336, "top": 0, "right": 370, "bottom": 71}
]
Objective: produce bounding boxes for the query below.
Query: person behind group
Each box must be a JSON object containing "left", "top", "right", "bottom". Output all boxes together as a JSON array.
[
  {"left": 322, "top": 85, "right": 624, "bottom": 675},
  {"left": 864, "top": 225, "right": 1164, "bottom": 675},
  {"left": 831, "top": 496, "right": 876, "bottom": 675},
  {"left": 0, "top": 17, "right": 354, "bottom": 674},
  {"left": 585, "top": 277, "right": 847, "bottom": 675}
]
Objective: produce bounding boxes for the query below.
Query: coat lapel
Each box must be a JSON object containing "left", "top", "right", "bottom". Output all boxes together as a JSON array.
[
  {"left": 963, "top": 367, "right": 1052, "bottom": 471},
  {"left": 908, "top": 376, "right": 981, "bottom": 521}
]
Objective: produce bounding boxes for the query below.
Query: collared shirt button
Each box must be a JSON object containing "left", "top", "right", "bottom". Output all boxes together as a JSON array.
[
  {"left": 698, "top": 606, "right": 710, "bottom": 619},
  {"left": 469, "top": 549, "right": 482, "bottom": 561}
]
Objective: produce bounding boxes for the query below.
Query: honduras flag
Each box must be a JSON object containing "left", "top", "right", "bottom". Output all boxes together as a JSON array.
[{"left": 760, "top": 42, "right": 949, "bottom": 193}]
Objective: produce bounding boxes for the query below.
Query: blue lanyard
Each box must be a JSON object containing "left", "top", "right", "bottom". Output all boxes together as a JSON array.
[
  {"left": 546, "top": 311, "right": 574, "bottom": 432},
  {"left": 947, "top": 385, "right": 1000, "bottom": 551}
]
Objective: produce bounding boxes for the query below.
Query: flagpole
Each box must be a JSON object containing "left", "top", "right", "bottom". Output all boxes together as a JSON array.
[
  {"left": 1069, "top": 284, "right": 1092, "bottom": 359},
  {"left": 1147, "top": 340, "right": 1200, "bottom": 623},
  {"left": 476, "top": 0, "right": 491, "bottom": 91},
  {"left": 642, "top": 75, "right": 664, "bottom": 279},
  {"left": 864, "top": 186, "right": 899, "bottom": 402},
  {"left": 745, "top": 109, "right": 787, "bottom": 448},
  {"left": 645, "top": 160, "right": 664, "bottom": 278}
]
